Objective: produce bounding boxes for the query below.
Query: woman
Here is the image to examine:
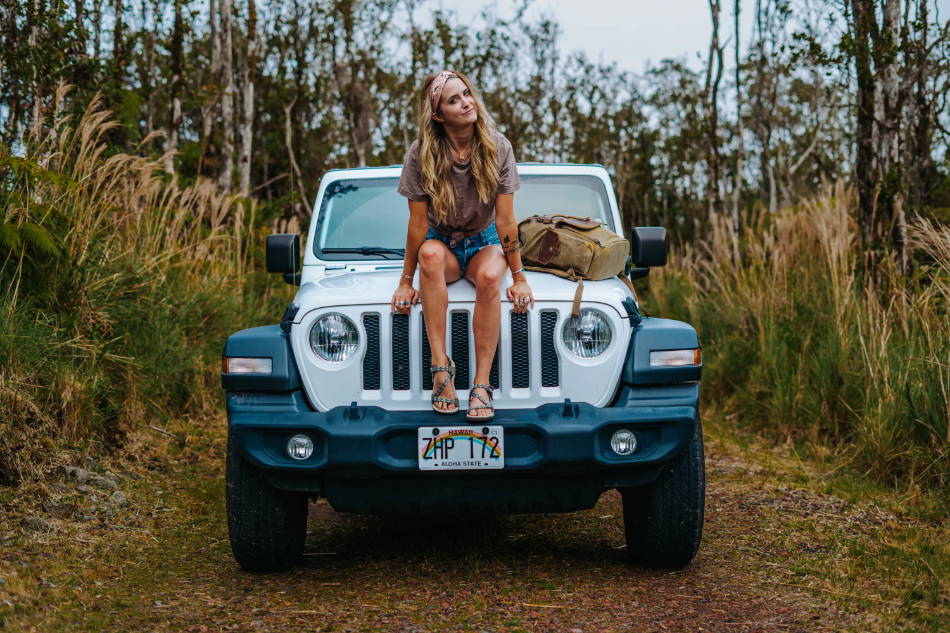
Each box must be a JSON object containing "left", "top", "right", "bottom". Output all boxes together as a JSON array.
[{"left": 391, "top": 70, "right": 533, "bottom": 420}]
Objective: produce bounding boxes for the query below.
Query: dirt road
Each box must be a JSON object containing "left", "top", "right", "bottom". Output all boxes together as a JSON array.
[{"left": 2, "top": 418, "right": 943, "bottom": 632}]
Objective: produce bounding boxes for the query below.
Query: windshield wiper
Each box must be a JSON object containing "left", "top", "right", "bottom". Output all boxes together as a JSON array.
[{"left": 322, "top": 247, "right": 405, "bottom": 259}]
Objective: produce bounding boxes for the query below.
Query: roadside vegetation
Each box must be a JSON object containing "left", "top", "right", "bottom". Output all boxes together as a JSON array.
[
  {"left": 0, "top": 95, "right": 283, "bottom": 485},
  {"left": 648, "top": 184, "right": 950, "bottom": 504}
]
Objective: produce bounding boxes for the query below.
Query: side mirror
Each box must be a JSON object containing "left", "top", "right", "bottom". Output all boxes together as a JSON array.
[
  {"left": 266, "top": 234, "right": 301, "bottom": 285},
  {"left": 631, "top": 227, "right": 667, "bottom": 268}
]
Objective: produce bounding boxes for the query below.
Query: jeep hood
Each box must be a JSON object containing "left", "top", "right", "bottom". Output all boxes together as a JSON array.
[{"left": 292, "top": 270, "right": 633, "bottom": 315}]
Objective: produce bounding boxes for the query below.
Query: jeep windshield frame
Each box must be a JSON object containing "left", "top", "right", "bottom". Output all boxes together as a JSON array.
[{"left": 311, "top": 172, "right": 616, "bottom": 261}]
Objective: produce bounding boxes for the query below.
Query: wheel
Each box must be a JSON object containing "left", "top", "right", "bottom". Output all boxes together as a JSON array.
[
  {"left": 621, "top": 421, "right": 705, "bottom": 569},
  {"left": 226, "top": 431, "right": 307, "bottom": 572}
]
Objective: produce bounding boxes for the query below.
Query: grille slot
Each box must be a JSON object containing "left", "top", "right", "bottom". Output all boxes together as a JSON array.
[
  {"left": 420, "top": 315, "right": 432, "bottom": 391},
  {"left": 451, "top": 312, "right": 470, "bottom": 389},
  {"left": 362, "top": 314, "right": 380, "bottom": 390},
  {"left": 391, "top": 314, "right": 410, "bottom": 390},
  {"left": 510, "top": 311, "right": 529, "bottom": 388},
  {"left": 540, "top": 310, "right": 560, "bottom": 387},
  {"left": 489, "top": 343, "right": 500, "bottom": 389}
]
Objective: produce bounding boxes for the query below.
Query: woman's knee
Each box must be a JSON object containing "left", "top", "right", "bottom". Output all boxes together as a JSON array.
[
  {"left": 475, "top": 265, "right": 503, "bottom": 292},
  {"left": 418, "top": 241, "right": 445, "bottom": 270}
]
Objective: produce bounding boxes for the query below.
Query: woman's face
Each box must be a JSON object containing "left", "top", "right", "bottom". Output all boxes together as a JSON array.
[{"left": 435, "top": 77, "right": 478, "bottom": 128}]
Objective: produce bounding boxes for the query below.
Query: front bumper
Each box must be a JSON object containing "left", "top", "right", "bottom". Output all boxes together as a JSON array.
[{"left": 227, "top": 386, "right": 699, "bottom": 513}]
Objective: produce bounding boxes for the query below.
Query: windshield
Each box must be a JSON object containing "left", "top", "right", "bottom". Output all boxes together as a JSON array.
[{"left": 313, "top": 173, "right": 615, "bottom": 260}]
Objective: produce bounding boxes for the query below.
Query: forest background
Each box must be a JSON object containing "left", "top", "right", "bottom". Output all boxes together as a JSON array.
[{"left": 0, "top": 0, "right": 948, "bottom": 509}]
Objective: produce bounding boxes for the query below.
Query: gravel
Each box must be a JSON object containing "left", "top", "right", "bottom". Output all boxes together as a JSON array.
[
  {"left": 88, "top": 474, "right": 118, "bottom": 491},
  {"left": 59, "top": 466, "right": 89, "bottom": 484},
  {"left": 20, "top": 516, "right": 51, "bottom": 533}
]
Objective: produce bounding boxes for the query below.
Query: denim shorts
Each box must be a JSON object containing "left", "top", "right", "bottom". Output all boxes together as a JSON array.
[{"left": 425, "top": 223, "right": 501, "bottom": 277}]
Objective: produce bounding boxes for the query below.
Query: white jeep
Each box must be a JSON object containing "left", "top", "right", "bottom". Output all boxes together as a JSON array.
[{"left": 222, "top": 163, "right": 705, "bottom": 572}]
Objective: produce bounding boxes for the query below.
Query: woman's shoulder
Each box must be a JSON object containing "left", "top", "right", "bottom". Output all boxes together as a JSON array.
[
  {"left": 490, "top": 129, "right": 512, "bottom": 151},
  {"left": 404, "top": 138, "right": 421, "bottom": 161},
  {"left": 401, "top": 139, "right": 422, "bottom": 174}
]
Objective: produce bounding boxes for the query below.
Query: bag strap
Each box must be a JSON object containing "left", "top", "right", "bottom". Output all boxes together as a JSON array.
[
  {"left": 617, "top": 272, "right": 638, "bottom": 299},
  {"left": 571, "top": 279, "right": 584, "bottom": 318}
]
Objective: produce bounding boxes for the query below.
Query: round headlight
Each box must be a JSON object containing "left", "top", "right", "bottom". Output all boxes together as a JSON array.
[
  {"left": 309, "top": 313, "right": 359, "bottom": 362},
  {"left": 562, "top": 309, "right": 612, "bottom": 358}
]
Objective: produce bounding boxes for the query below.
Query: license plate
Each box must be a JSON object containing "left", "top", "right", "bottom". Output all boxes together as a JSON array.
[{"left": 417, "top": 425, "right": 504, "bottom": 470}]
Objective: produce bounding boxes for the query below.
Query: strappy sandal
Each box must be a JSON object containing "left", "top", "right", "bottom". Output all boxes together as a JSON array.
[
  {"left": 466, "top": 383, "right": 495, "bottom": 422},
  {"left": 430, "top": 358, "right": 459, "bottom": 415}
]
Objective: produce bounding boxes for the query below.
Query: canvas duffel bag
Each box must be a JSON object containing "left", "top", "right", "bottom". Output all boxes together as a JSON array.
[{"left": 518, "top": 214, "right": 633, "bottom": 316}]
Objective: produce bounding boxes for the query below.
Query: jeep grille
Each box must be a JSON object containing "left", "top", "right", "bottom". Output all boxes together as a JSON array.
[{"left": 361, "top": 308, "right": 559, "bottom": 392}]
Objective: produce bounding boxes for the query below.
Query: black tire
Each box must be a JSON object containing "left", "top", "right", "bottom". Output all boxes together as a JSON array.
[
  {"left": 226, "top": 432, "right": 307, "bottom": 572},
  {"left": 621, "top": 421, "right": 705, "bottom": 569}
]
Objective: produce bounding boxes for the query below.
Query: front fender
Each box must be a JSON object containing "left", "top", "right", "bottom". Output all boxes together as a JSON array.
[
  {"left": 221, "top": 325, "right": 302, "bottom": 392},
  {"left": 621, "top": 317, "right": 702, "bottom": 385}
]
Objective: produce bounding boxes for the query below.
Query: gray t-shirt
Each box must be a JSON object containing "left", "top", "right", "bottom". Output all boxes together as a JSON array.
[{"left": 397, "top": 131, "right": 520, "bottom": 238}]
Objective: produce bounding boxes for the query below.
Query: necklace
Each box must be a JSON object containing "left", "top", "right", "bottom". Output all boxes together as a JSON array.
[{"left": 451, "top": 143, "right": 471, "bottom": 162}]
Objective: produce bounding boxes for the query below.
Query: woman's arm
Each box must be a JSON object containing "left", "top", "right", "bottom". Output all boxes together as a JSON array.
[
  {"left": 494, "top": 194, "right": 524, "bottom": 276},
  {"left": 402, "top": 200, "right": 429, "bottom": 280},
  {"left": 494, "top": 193, "right": 534, "bottom": 311},
  {"left": 392, "top": 200, "right": 429, "bottom": 313}
]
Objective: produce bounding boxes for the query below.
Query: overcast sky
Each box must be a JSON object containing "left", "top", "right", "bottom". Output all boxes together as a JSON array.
[{"left": 435, "top": 0, "right": 950, "bottom": 74}]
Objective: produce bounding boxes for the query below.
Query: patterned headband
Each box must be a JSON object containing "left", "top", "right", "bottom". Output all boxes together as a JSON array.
[{"left": 429, "top": 70, "right": 458, "bottom": 115}]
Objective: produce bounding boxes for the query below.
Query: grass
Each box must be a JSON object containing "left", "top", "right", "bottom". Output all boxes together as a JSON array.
[
  {"left": 2, "top": 411, "right": 946, "bottom": 632},
  {"left": 644, "top": 182, "right": 950, "bottom": 502},
  {"left": 0, "top": 87, "right": 287, "bottom": 485}
]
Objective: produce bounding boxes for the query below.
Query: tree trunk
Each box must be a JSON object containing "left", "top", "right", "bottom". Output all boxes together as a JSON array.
[
  {"left": 880, "top": 0, "right": 907, "bottom": 274},
  {"left": 704, "top": 0, "right": 724, "bottom": 221},
  {"left": 92, "top": 0, "right": 101, "bottom": 59},
  {"left": 218, "top": 0, "right": 235, "bottom": 192},
  {"left": 29, "top": 0, "right": 42, "bottom": 133},
  {"left": 731, "top": 0, "right": 744, "bottom": 234},
  {"left": 164, "top": 0, "right": 183, "bottom": 175},
  {"left": 907, "top": 0, "right": 932, "bottom": 218},
  {"left": 238, "top": 0, "right": 258, "bottom": 197},
  {"left": 3, "top": 3, "right": 22, "bottom": 146},
  {"left": 284, "top": 98, "right": 308, "bottom": 219},
  {"left": 850, "top": 0, "right": 879, "bottom": 262},
  {"left": 199, "top": 0, "right": 222, "bottom": 177},
  {"left": 142, "top": 0, "right": 157, "bottom": 135},
  {"left": 113, "top": 0, "right": 124, "bottom": 88},
  {"left": 73, "top": 0, "right": 85, "bottom": 40}
]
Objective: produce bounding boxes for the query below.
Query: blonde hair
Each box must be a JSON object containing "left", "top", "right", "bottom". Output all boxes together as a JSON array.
[{"left": 416, "top": 71, "right": 499, "bottom": 225}]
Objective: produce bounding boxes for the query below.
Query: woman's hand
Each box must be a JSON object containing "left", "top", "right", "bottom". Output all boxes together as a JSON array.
[
  {"left": 391, "top": 281, "right": 419, "bottom": 314},
  {"left": 506, "top": 279, "right": 534, "bottom": 314}
]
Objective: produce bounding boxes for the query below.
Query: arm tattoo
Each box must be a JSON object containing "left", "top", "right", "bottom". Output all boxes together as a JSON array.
[{"left": 502, "top": 234, "right": 520, "bottom": 256}]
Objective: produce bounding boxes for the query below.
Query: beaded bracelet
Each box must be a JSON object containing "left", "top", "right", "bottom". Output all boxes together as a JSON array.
[
  {"left": 511, "top": 267, "right": 525, "bottom": 275},
  {"left": 402, "top": 273, "right": 414, "bottom": 280}
]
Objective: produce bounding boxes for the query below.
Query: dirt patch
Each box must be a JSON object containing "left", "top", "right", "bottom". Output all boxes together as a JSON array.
[{"left": 0, "top": 418, "right": 943, "bottom": 633}]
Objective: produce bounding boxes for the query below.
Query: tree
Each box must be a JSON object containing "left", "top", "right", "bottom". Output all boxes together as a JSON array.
[{"left": 704, "top": 0, "right": 725, "bottom": 220}]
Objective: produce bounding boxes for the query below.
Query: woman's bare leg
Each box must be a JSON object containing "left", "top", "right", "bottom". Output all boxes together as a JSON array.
[
  {"left": 418, "top": 239, "right": 462, "bottom": 411},
  {"left": 464, "top": 245, "right": 507, "bottom": 417}
]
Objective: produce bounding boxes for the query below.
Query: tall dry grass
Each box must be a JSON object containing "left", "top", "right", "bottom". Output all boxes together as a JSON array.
[
  {"left": 0, "top": 89, "right": 283, "bottom": 484},
  {"left": 649, "top": 182, "right": 950, "bottom": 494}
]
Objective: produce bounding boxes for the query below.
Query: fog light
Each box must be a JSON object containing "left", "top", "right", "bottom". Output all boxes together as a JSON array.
[
  {"left": 610, "top": 429, "right": 637, "bottom": 456},
  {"left": 287, "top": 434, "right": 314, "bottom": 460}
]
